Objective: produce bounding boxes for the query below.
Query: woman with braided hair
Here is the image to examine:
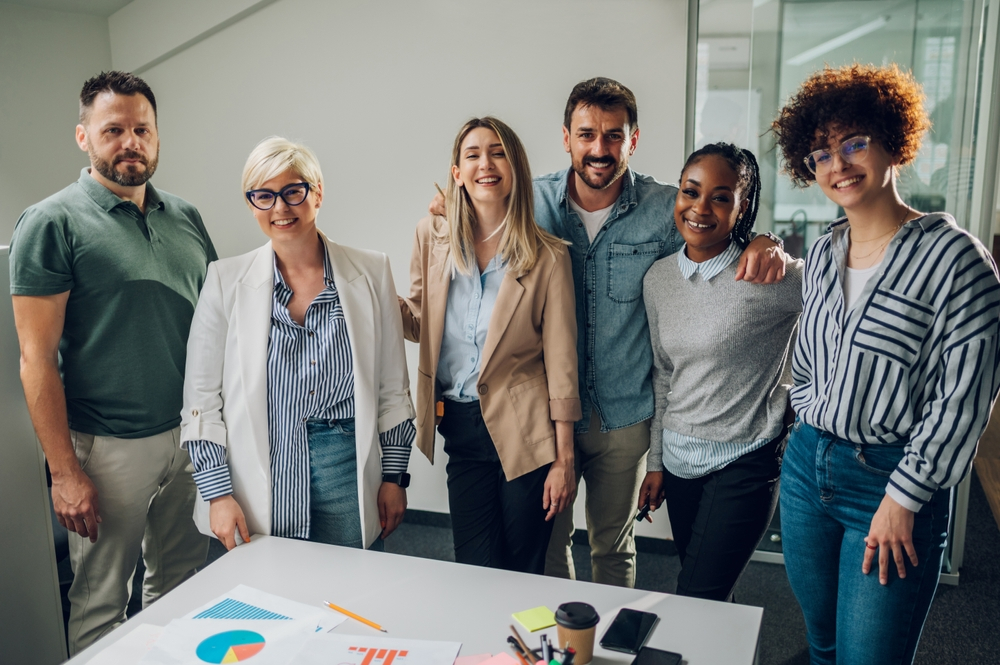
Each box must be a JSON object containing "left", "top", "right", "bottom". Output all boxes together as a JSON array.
[{"left": 637, "top": 143, "right": 803, "bottom": 601}]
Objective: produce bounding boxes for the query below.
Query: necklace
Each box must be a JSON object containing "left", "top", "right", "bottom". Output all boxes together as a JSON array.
[{"left": 849, "top": 207, "right": 911, "bottom": 262}]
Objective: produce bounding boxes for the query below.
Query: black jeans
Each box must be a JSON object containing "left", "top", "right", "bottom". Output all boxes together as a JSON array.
[
  {"left": 662, "top": 432, "right": 785, "bottom": 601},
  {"left": 438, "top": 399, "right": 553, "bottom": 574}
]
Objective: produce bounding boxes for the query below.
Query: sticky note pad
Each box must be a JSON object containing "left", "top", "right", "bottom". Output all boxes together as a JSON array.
[
  {"left": 512, "top": 606, "right": 556, "bottom": 632},
  {"left": 455, "top": 655, "right": 493, "bottom": 665},
  {"left": 478, "top": 653, "right": 518, "bottom": 665}
]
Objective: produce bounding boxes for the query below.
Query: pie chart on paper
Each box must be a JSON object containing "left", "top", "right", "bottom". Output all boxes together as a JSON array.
[{"left": 196, "top": 630, "right": 266, "bottom": 663}]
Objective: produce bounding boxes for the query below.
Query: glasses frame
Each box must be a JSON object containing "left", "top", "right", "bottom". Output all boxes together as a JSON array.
[
  {"left": 804, "top": 136, "right": 871, "bottom": 175},
  {"left": 245, "top": 181, "right": 312, "bottom": 211}
]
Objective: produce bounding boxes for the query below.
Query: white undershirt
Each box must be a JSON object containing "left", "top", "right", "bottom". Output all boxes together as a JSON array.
[
  {"left": 844, "top": 263, "right": 880, "bottom": 310},
  {"left": 568, "top": 196, "right": 615, "bottom": 243}
]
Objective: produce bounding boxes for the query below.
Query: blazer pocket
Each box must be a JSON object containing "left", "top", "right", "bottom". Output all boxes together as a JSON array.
[
  {"left": 855, "top": 288, "right": 934, "bottom": 368},
  {"left": 509, "top": 375, "right": 555, "bottom": 446}
]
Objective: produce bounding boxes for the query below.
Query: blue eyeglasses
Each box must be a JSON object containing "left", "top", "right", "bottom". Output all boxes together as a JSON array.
[
  {"left": 804, "top": 136, "right": 870, "bottom": 175},
  {"left": 246, "top": 182, "right": 311, "bottom": 210}
]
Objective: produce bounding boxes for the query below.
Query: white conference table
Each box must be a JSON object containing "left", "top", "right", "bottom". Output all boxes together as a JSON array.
[{"left": 70, "top": 535, "right": 762, "bottom": 664}]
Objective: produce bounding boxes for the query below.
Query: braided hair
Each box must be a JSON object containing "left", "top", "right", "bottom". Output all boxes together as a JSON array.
[{"left": 679, "top": 143, "right": 761, "bottom": 248}]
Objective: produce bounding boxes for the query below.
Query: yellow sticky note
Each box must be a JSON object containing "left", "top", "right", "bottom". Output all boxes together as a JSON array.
[{"left": 512, "top": 606, "right": 556, "bottom": 632}]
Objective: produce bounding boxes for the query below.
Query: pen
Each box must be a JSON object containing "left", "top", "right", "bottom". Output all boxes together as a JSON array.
[
  {"left": 510, "top": 625, "right": 536, "bottom": 659},
  {"left": 434, "top": 182, "right": 445, "bottom": 197},
  {"left": 324, "top": 601, "right": 387, "bottom": 632}
]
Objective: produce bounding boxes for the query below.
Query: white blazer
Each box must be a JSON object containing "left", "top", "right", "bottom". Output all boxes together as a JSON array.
[{"left": 180, "top": 233, "right": 416, "bottom": 549}]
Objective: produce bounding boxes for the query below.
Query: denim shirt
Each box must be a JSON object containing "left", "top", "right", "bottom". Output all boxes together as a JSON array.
[{"left": 534, "top": 167, "right": 681, "bottom": 432}]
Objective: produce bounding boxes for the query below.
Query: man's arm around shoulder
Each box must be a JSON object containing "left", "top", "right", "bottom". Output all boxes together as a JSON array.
[{"left": 12, "top": 292, "right": 101, "bottom": 542}]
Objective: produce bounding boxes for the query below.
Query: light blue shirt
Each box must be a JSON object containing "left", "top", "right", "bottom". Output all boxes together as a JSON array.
[
  {"left": 438, "top": 253, "right": 505, "bottom": 401},
  {"left": 676, "top": 241, "right": 743, "bottom": 282}
]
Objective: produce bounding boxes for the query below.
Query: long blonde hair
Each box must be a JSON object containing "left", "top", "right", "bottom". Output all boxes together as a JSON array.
[{"left": 444, "top": 117, "right": 566, "bottom": 276}]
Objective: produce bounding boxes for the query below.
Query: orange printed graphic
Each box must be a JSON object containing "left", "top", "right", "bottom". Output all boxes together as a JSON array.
[{"left": 348, "top": 646, "right": 410, "bottom": 665}]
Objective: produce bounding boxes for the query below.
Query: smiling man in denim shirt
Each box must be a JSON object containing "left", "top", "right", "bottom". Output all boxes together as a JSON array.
[{"left": 538, "top": 78, "right": 786, "bottom": 587}]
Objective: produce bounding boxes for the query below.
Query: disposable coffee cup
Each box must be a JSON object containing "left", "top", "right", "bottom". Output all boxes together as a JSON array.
[{"left": 555, "top": 602, "right": 600, "bottom": 665}]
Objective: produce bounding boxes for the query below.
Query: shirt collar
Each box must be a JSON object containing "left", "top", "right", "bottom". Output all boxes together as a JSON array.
[
  {"left": 77, "top": 167, "right": 164, "bottom": 213},
  {"left": 677, "top": 241, "right": 742, "bottom": 281}
]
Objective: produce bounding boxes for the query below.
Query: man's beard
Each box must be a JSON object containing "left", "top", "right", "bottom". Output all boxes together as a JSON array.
[
  {"left": 572, "top": 152, "right": 628, "bottom": 191},
  {"left": 90, "top": 148, "right": 159, "bottom": 187}
]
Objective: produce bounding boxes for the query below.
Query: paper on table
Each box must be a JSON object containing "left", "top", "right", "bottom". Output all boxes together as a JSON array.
[
  {"left": 83, "top": 623, "right": 163, "bottom": 665},
  {"left": 183, "top": 584, "right": 344, "bottom": 632},
  {"left": 455, "top": 654, "right": 493, "bottom": 665},
  {"left": 512, "top": 606, "right": 556, "bottom": 632},
  {"left": 295, "top": 633, "right": 462, "bottom": 665},
  {"left": 138, "top": 618, "right": 316, "bottom": 665}
]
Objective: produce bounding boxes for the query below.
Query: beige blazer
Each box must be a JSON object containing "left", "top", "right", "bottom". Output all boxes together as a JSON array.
[
  {"left": 180, "top": 233, "right": 415, "bottom": 549},
  {"left": 400, "top": 215, "right": 581, "bottom": 480}
]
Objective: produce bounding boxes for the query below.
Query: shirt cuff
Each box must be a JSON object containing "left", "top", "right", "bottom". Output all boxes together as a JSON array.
[
  {"left": 379, "top": 420, "right": 415, "bottom": 475},
  {"left": 186, "top": 439, "right": 234, "bottom": 501}
]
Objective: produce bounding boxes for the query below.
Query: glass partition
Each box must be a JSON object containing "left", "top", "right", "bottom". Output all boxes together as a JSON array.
[{"left": 693, "top": 0, "right": 990, "bottom": 258}]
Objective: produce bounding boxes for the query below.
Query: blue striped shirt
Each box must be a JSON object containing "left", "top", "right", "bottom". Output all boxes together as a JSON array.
[
  {"left": 791, "top": 213, "right": 1000, "bottom": 512},
  {"left": 188, "top": 246, "right": 415, "bottom": 538}
]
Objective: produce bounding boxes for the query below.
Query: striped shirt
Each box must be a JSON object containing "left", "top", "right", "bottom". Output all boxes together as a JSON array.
[
  {"left": 791, "top": 213, "right": 1000, "bottom": 512},
  {"left": 188, "top": 246, "right": 415, "bottom": 538}
]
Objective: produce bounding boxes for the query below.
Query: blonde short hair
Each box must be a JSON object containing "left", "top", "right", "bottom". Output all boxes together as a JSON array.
[{"left": 241, "top": 136, "right": 323, "bottom": 198}]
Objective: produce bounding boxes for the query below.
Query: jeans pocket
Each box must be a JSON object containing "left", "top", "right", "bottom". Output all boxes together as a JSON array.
[
  {"left": 852, "top": 444, "right": 904, "bottom": 477},
  {"left": 338, "top": 418, "right": 356, "bottom": 434}
]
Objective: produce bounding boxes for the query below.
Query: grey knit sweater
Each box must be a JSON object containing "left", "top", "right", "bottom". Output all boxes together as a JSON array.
[{"left": 643, "top": 252, "right": 803, "bottom": 474}]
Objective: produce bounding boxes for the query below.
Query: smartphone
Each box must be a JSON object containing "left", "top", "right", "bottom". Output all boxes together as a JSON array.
[
  {"left": 631, "top": 646, "right": 682, "bottom": 665},
  {"left": 599, "top": 608, "right": 659, "bottom": 654}
]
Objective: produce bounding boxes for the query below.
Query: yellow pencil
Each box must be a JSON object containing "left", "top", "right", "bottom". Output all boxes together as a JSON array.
[
  {"left": 324, "top": 601, "right": 387, "bottom": 632},
  {"left": 434, "top": 182, "right": 445, "bottom": 197}
]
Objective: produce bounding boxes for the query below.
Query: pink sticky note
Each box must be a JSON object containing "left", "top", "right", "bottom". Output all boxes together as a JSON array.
[
  {"left": 455, "top": 655, "right": 493, "bottom": 665},
  {"left": 477, "top": 653, "right": 518, "bottom": 665}
]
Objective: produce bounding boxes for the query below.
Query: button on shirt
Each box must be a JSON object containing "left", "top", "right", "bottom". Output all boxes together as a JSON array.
[
  {"left": 187, "top": 246, "right": 415, "bottom": 538},
  {"left": 792, "top": 213, "right": 1000, "bottom": 512},
  {"left": 438, "top": 254, "right": 505, "bottom": 401},
  {"left": 534, "top": 168, "right": 683, "bottom": 431}
]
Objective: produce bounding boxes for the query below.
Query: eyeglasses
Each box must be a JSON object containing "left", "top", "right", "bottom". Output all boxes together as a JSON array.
[
  {"left": 804, "top": 136, "right": 870, "bottom": 175},
  {"left": 245, "top": 182, "right": 311, "bottom": 210}
]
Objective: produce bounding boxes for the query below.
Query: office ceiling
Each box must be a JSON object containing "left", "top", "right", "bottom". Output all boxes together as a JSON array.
[{"left": 4, "top": 0, "right": 132, "bottom": 16}]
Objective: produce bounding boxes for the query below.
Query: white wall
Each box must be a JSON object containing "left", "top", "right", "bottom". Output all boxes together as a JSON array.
[
  {"left": 0, "top": 2, "right": 112, "bottom": 244},
  {"left": 106, "top": 0, "right": 686, "bottom": 538}
]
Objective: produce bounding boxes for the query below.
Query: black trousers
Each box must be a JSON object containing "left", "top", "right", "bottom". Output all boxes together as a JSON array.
[
  {"left": 663, "top": 432, "right": 785, "bottom": 601},
  {"left": 438, "top": 399, "right": 553, "bottom": 574}
]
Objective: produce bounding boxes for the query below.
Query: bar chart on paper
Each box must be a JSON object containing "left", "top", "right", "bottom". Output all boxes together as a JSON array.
[{"left": 196, "top": 630, "right": 267, "bottom": 663}]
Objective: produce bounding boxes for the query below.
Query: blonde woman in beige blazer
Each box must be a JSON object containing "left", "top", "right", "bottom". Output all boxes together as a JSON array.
[{"left": 399, "top": 117, "right": 580, "bottom": 574}]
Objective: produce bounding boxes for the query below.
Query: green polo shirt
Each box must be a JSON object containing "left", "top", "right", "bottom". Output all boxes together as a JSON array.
[{"left": 9, "top": 168, "right": 217, "bottom": 438}]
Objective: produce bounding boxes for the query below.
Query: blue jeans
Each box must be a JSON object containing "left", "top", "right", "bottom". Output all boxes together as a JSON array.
[
  {"left": 306, "top": 418, "right": 383, "bottom": 551},
  {"left": 780, "top": 420, "right": 948, "bottom": 665}
]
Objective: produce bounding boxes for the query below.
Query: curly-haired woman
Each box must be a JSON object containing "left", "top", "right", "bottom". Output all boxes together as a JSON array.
[{"left": 772, "top": 63, "right": 1000, "bottom": 664}]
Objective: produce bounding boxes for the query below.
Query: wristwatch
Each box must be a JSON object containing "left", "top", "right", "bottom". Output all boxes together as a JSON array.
[
  {"left": 382, "top": 472, "right": 411, "bottom": 488},
  {"left": 758, "top": 231, "right": 784, "bottom": 249}
]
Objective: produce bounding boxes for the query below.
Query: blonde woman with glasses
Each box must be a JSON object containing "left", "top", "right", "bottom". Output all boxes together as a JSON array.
[
  {"left": 399, "top": 117, "right": 580, "bottom": 573},
  {"left": 181, "top": 137, "right": 416, "bottom": 552}
]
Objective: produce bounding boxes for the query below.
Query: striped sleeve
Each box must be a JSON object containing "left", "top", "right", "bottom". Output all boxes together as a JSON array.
[
  {"left": 379, "top": 419, "right": 415, "bottom": 474},
  {"left": 888, "top": 248, "right": 1000, "bottom": 511},
  {"left": 185, "top": 439, "right": 233, "bottom": 501}
]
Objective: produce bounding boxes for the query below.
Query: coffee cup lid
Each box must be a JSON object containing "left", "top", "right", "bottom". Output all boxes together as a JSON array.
[{"left": 555, "top": 602, "right": 600, "bottom": 629}]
